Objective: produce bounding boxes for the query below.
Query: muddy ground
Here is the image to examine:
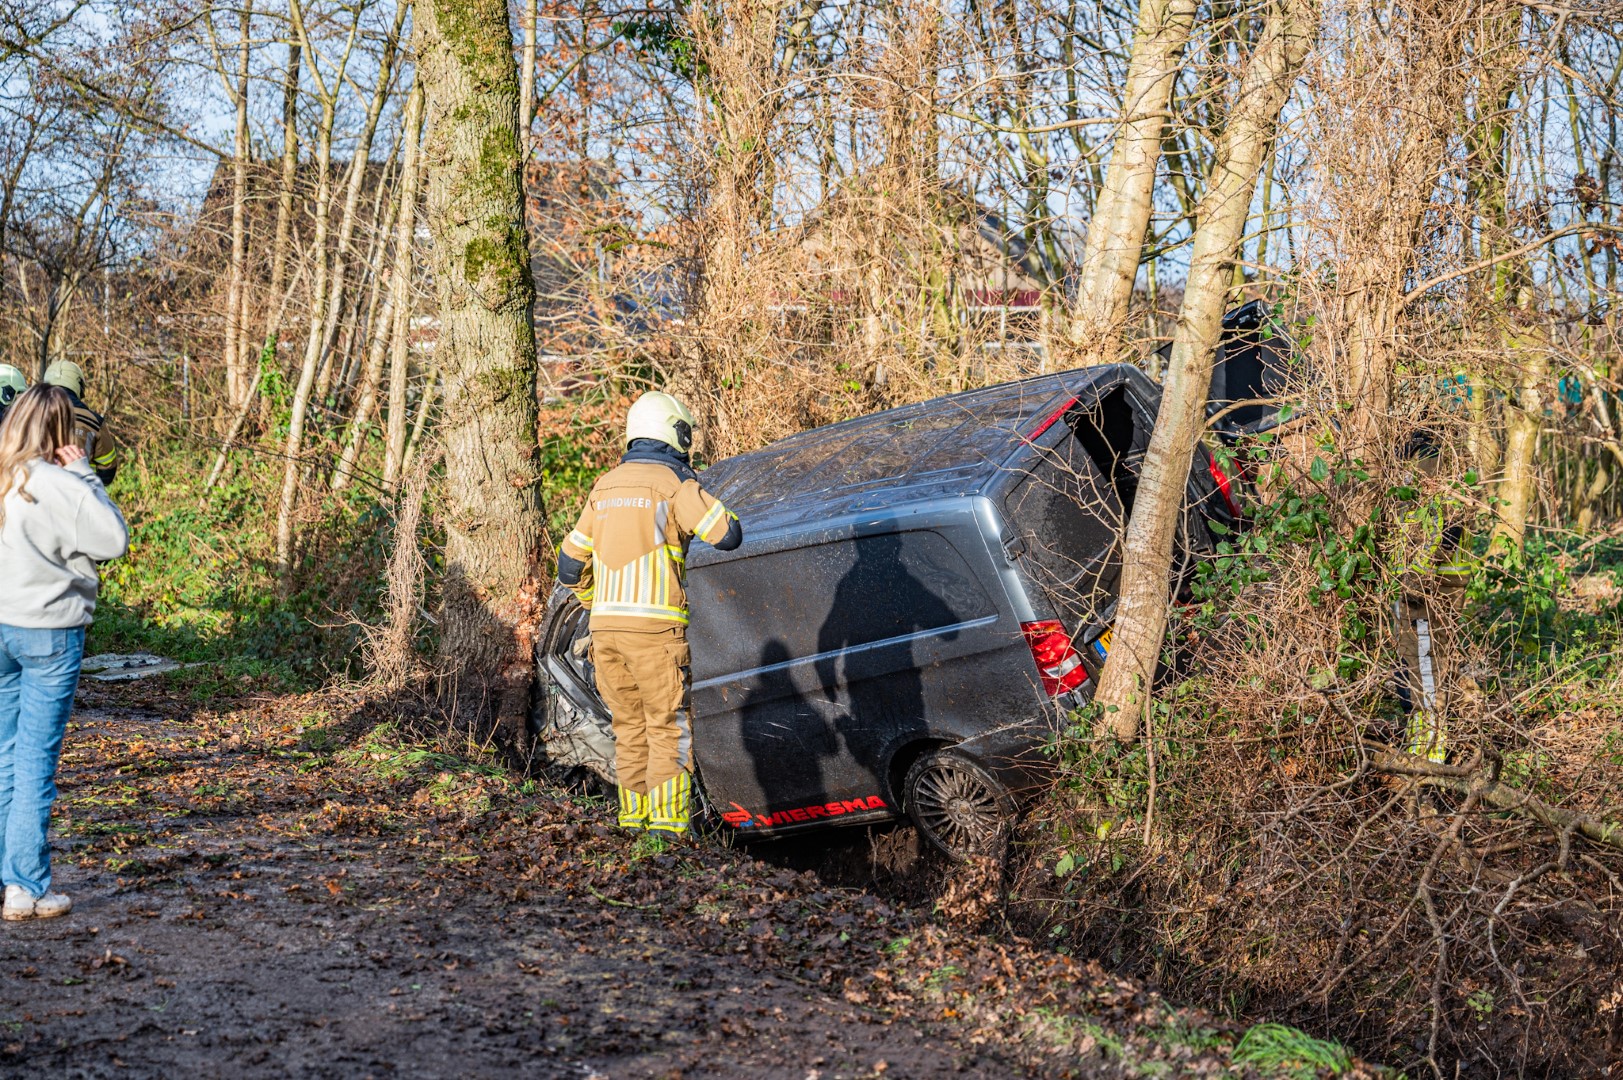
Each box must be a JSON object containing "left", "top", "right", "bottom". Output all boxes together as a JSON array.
[{"left": 0, "top": 678, "right": 1352, "bottom": 1078}]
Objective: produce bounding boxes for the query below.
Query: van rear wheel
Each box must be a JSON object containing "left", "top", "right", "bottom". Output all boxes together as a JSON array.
[{"left": 903, "top": 749, "right": 1013, "bottom": 860}]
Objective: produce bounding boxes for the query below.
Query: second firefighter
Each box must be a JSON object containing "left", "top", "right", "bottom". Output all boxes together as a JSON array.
[{"left": 556, "top": 392, "right": 742, "bottom": 838}]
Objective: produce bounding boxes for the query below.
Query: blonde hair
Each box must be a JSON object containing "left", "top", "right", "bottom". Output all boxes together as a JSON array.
[{"left": 0, "top": 384, "right": 76, "bottom": 529}]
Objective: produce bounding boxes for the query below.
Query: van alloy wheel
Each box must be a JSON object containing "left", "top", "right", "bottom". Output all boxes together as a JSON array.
[{"left": 903, "top": 750, "right": 1013, "bottom": 860}]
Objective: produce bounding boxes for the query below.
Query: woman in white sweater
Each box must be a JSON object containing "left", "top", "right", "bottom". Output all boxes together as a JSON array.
[{"left": 0, "top": 385, "right": 128, "bottom": 921}]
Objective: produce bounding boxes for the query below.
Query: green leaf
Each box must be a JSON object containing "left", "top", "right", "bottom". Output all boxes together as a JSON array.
[
  {"left": 1310, "top": 457, "right": 1329, "bottom": 483},
  {"left": 1054, "top": 853, "right": 1076, "bottom": 878}
]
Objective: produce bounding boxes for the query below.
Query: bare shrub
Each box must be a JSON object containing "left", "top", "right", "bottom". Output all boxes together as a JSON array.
[{"left": 1024, "top": 411, "right": 1623, "bottom": 1073}]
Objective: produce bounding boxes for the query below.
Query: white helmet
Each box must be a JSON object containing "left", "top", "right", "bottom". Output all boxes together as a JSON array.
[
  {"left": 0, "top": 363, "right": 26, "bottom": 406},
  {"left": 625, "top": 391, "right": 697, "bottom": 453},
  {"left": 42, "top": 359, "right": 86, "bottom": 399}
]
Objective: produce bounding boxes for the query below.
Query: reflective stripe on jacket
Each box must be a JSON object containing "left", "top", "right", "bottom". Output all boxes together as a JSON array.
[
  {"left": 560, "top": 461, "right": 735, "bottom": 631},
  {"left": 1401, "top": 502, "right": 1474, "bottom": 583}
]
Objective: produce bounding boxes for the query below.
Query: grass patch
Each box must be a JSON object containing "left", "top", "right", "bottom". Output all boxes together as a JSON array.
[{"left": 1232, "top": 1023, "right": 1352, "bottom": 1078}]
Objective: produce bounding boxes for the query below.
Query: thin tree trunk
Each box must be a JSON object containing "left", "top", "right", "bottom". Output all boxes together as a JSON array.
[
  {"left": 311, "top": 0, "right": 409, "bottom": 406},
  {"left": 1493, "top": 301, "right": 1545, "bottom": 553},
  {"left": 1323, "top": 0, "right": 1480, "bottom": 458},
  {"left": 275, "top": 2, "right": 360, "bottom": 582},
  {"left": 223, "top": 0, "right": 255, "bottom": 411},
  {"left": 1067, "top": 0, "right": 1197, "bottom": 363},
  {"left": 332, "top": 182, "right": 397, "bottom": 408},
  {"left": 415, "top": 0, "right": 544, "bottom": 745},
  {"left": 1093, "top": 0, "right": 1317, "bottom": 742},
  {"left": 329, "top": 150, "right": 399, "bottom": 406},
  {"left": 204, "top": 366, "right": 266, "bottom": 495},
  {"left": 331, "top": 265, "right": 398, "bottom": 490},
  {"left": 519, "top": 0, "right": 537, "bottom": 141},
  {"left": 264, "top": 39, "right": 302, "bottom": 350},
  {"left": 383, "top": 82, "right": 426, "bottom": 495},
  {"left": 401, "top": 366, "right": 439, "bottom": 480},
  {"left": 1467, "top": 8, "right": 1534, "bottom": 555}
]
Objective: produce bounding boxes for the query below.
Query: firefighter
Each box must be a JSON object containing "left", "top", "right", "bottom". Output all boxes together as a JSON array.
[
  {"left": 1393, "top": 430, "right": 1475, "bottom": 763},
  {"left": 556, "top": 392, "right": 742, "bottom": 839},
  {"left": 41, "top": 362, "right": 118, "bottom": 486},
  {"left": 0, "top": 364, "right": 26, "bottom": 426}
]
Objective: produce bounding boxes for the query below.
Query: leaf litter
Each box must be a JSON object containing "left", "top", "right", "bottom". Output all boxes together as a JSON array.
[{"left": 0, "top": 677, "right": 1382, "bottom": 1078}]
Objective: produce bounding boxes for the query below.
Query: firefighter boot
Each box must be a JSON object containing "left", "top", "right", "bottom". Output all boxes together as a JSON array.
[
  {"left": 647, "top": 772, "right": 691, "bottom": 837},
  {"left": 617, "top": 787, "right": 650, "bottom": 831}
]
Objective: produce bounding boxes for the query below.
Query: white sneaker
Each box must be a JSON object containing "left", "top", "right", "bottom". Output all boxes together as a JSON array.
[{"left": 2, "top": 884, "right": 72, "bottom": 921}]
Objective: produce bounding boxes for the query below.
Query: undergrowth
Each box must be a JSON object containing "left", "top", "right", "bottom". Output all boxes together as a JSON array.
[
  {"left": 1032, "top": 440, "right": 1623, "bottom": 1078},
  {"left": 88, "top": 442, "right": 396, "bottom": 688}
]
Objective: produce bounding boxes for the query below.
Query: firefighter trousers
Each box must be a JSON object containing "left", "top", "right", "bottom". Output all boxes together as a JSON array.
[{"left": 591, "top": 626, "right": 693, "bottom": 832}]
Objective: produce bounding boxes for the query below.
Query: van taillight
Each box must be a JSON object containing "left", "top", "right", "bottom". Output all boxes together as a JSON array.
[
  {"left": 1020, "top": 621, "right": 1088, "bottom": 696},
  {"left": 1206, "top": 455, "right": 1243, "bottom": 519}
]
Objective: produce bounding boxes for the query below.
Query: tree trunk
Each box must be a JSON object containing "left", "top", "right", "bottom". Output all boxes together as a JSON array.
[
  {"left": 1321, "top": 0, "right": 1480, "bottom": 458},
  {"left": 1492, "top": 300, "right": 1545, "bottom": 554},
  {"left": 332, "top": 258, "right": 399, "bottom": 490},
  {"left": 1466, "top": 8, "right": 1533, "bottom": 556},
  {"left": 402, "top": 366, "right": 439, "bottom": 480},
  {"left": 383, "top": 83, "right": 426, "bottom": 495},
  {"left": 331, "top": 178, "right": 398, "bottom": 409},
  {"left": 263, "top": 40, "right": 302, "bottom": 351},
  {"left": 1093, "top": 0, "right": 1317, "bottom": 742},
  {"left": 1067, "top": 0, "right": 1197, "bottom": 364},
  {"left": 680, "top": 0, "right": 796, "bottom": 456},
  {"left": 275, "top": 0, "right": 360, "bottom": 582},
  {"left": 223, "top": 0, "right": 255, "bottom": 411},
  {"left": 310, "top": 0, "right": 408, "bottom": 407},
  {"left": 415, "top": 0, "right": 544, "bottom": 744},
  {"left": 519, "top": 0, "right": 537, "bottom": 141}
]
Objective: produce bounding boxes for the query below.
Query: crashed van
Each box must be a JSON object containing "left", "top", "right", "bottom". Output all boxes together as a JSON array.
[{"left": 535, "top": 363, "right": 1246, "bottom": 858}]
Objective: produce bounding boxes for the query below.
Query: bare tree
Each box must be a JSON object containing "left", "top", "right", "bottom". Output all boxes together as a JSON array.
[
  {"left": 382, "top": 80, "right": 425, "bottom": 495},
  {"left": 1067, "top": 0, "right": 1196, "bottom": 365},
  {"left": 274, "top": 0, "right": 361, "bottom": 581},
  {"left": 1093, "top": 0, "right": 1318, "bottom": 741},
  {"left": 207, "top": 0, "right": 256, "bottom": 410}
]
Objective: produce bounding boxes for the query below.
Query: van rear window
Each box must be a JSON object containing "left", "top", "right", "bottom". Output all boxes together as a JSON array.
[
  {"left": 1004, "top": 411, "right": 1127, "bottom": 621},
  {"left": 691, "top": 531, "right": 994, "bottom": 679}
]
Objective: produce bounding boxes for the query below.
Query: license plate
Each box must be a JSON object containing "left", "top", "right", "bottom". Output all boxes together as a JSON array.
[{"left": 1091, "top": 629, "right": 1113, "bottom": 661}]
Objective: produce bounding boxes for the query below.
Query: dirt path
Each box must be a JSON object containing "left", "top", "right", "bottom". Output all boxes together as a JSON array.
[{"left": 0, "top": 679, "right": 1277, "bottom": 1079}]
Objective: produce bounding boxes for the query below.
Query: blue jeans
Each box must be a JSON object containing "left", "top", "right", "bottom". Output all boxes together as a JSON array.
[{"left": 0, "top": 625, "right": 86, "bottom": 898}]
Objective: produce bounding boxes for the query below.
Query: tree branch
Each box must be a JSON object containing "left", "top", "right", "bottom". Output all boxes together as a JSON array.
[
  {"left": 1366, "top": 740, "right": 1623, "bottom": 854},
  {"left": 1401, "top": 222, "right": 1623, "bottom": 306}
]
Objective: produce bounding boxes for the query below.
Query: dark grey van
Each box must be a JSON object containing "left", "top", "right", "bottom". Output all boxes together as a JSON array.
[{"left": 535, "top": 363, "right": 1243, "bottom": 858}]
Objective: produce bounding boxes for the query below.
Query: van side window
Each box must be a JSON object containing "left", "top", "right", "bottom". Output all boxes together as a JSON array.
[{"left": 690, "top": 531, "right": 993, "bottom": 678}]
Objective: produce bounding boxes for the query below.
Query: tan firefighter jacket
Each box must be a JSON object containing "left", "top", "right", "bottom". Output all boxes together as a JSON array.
[{"left": 561, "top": 459, "right": 736, "bottom": 632}]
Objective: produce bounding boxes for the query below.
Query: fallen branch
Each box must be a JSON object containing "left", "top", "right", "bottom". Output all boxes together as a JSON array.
[
  {"left": 587, "top": 884, "right": 659, "bottom": 911},
  {"left": 1365, "top": 740, "right": 1623, "bottom": 854}
]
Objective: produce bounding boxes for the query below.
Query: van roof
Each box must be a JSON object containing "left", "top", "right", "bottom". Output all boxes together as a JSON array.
[{"left": 700, "top": 364, "right": 1133, "bottom": 534}]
